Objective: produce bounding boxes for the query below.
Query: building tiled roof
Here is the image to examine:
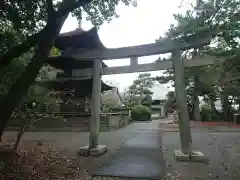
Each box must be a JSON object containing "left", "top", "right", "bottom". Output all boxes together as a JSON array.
[
  {"left": 150, "top": 83, "right": 170, "bottom": 100},
  {"left": 54, "top": 27, "right": 105, "bottom": 50}
]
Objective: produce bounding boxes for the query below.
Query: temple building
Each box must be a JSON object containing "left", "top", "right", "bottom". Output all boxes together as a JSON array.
[
  {"left": 39, "top": 27, "right": 113, "bottom": 114},
  {"left": 150, "top": 84, "right": 169, "bottom": 118}
]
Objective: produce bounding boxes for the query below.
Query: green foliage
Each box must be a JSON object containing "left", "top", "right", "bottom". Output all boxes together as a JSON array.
[
  {"left": 125, "top": 73, "right": 155, "bottom": 107},
  {"left": 131, "top": 104, "right": 151, "bottom": 121},
  {"left": 1, "top": 0, "right": 46, "bottom": 33},
  {"left": 50, "top": 47, "right": 61, "bottom": 57},
  {"left": 0, "top": 0, "right": 138, "bottom": 96},
  {"left": 141, "top": 92, "right": 153, "bottom": 108},
  {"left": 200, "top": 104, "right": 219, "bottom": 121},
  {"left": 1, "top": 0, "right": 137, "bottom": 55},
  {"left": 200, "top": 103, "right": 213, "bottom": 112},
  {"left": 155, "top": 0, "right": 240, "bottom": 121},
  {"left": 73, "top": 0, "right": 137, "bottom": 27},
  {"left": 0, "top": 52, "right": 32, "bottom": 94},
  {"left": 0, "top": 23, "right": 24, "bottom": 56}
]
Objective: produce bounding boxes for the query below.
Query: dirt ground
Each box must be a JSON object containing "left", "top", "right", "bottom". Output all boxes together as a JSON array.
[
  {"left": 163, "top": 131, "right": 240, "bottom": 180},
  {"left": 1, "top": 123, "right": 148, "bottom": 180}
]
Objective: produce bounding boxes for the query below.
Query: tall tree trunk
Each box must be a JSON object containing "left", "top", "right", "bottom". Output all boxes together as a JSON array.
[
  {"left": 221, "top": 90, "right": 231, "bottom": 121},
  {"left": 0, "top": 44, "right": 52, "bottom": 138},
  {"left": 193, "top": 95, "right": 201, "bottom": 121},
  {"left": 0, "top": 15, "right": 68, "bottom": 139},
  {"left": 210, "top": 98, "right": 220, "bottom": 116},
  {"left": 192, "top": 75, "right": 201, "bottom": 121}
]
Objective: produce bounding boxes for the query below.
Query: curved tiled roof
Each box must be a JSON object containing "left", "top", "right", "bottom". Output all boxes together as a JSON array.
[
  {"left": 42, "top": 27, "right": 112, "bottom": 96},
  {"left": 54, "top": 27, "right": 105, "bottom": 50}
]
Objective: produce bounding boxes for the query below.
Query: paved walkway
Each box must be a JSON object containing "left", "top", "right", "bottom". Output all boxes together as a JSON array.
[
  {"left": 3, "top": 121, "right": 162, "bottom": 157},
  {"left": 92, "top": 121, "right": 163, "bottom": 179}
]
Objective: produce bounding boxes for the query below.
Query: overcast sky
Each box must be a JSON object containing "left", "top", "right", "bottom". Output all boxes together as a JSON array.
[{"left": 60, "top": 0, "right": 193, "bottom": 91}]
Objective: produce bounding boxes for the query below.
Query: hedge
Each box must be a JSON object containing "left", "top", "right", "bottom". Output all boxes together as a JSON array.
[{"left": 131, "top": 104, "right": 151, "bottom": 121}]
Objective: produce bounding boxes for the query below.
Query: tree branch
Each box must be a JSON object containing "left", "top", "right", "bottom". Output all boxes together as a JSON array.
[
  {"left": 56, "top": 0, "right": 92, "bottom": 17},
  {"left": 0, "top": 0, "right": 5, "bottom": 12},
  {"left": 0, "top": 13, "right": 69, "bottom": 138},
  {"left": 0, "top": 0, "right": 92, "bottom": 69},
  {"left": 0, "top": 31, "right": 42, "bottom": 68},
  {"left": 46, "top": 0, "right": 55, "bottom": 18},
  {"left": 0, "top": 19, "right": 59, "bottom": 69}
]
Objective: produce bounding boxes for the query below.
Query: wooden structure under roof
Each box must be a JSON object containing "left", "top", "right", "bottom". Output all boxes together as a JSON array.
[
  {"left": 43, "top": 57, "right": 112, "bottom": 98},
  {"left": 39, "top": 27, "right": 113, "bottom": 112}
]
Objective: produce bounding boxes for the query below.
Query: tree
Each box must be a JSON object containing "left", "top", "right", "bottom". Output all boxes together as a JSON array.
[
  {"left": 0, "top": 0, "right": 137, "bottom": 138},
  {"left": 164, "top": 91, "right": 176, "bottom": 113},
  {"left": 126, "top": 73, "right": 155, "bottom": 107},
  {"left": 10, "top": 107, "right": 64, "bottom": 153},
  {"left": 156, "top": 0, "right": 240, "bottom": 121},
  {"left": 0, "top": 45, "right": 60, "bottom": 97},
  {"left": 4, "top": 63, "right": 64, "bottom": 153},
  {"left": 1, "top": 0, "right": 137, "bottom": 68},
  {"left": 156, "top": 53, "right": 206, "bottom": 120}
]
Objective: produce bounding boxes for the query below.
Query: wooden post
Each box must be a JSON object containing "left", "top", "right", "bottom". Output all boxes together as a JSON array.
[
  {"left": 193, "top": 96, "right": 201, "bottom": 121},
  {"left": 78, "top": 66, "right": 106, "bottom": 156},
  {"left": 172, "top": 49, "right": 192, "bottom": 154},
  {"left": 84, "top": 96, "right": 89, "bottom": 112},
  {"left": 130, "top": 56, "right": 138, "bottom": 67},
  {"left": 89, "top": 60, "right": 102, "bottom": 149}
]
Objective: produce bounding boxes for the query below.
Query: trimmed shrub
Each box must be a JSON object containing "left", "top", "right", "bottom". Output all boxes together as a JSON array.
[
  {"left": 200, "top": 104, "right": 218, "bottom": 121},
  {"left": 131, "top": 105, "right": 151, "bottom": 121}
]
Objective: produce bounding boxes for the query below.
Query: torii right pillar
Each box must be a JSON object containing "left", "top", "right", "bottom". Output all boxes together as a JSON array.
[{"left": 172, "top": 48, "right": 206, "bottom": 162}]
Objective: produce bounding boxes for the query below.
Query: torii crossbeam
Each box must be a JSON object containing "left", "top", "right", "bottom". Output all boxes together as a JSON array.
[{"left": 63, "top": 30, "right": 214, "bottom": 60}]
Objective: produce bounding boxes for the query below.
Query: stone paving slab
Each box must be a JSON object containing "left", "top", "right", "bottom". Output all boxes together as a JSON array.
[{"left": 92, "top": 125, "right": 163, "bottom": 179}]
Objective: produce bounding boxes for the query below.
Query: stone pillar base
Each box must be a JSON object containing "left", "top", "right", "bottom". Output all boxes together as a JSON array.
[
  {"left": 173, "top": 150, "right": 207, "bottom": 162},
  {"left": 77, "top": 145, "right": 107, "bottom": 157}
]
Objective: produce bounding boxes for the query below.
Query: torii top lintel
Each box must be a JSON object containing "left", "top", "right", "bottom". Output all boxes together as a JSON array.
[{"left": 63, "top": 28, "right": 218, "bottom": 61}]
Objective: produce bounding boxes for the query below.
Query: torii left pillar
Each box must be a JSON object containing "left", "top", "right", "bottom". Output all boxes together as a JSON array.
[{"left": 78, "top": 60, "right": 107, "bottom": 156}]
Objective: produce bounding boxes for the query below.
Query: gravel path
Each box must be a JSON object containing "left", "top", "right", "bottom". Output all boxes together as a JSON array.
[
  {"left": 163, "top": 131, "right": 240, "bottom": 180},
  {"left": 5, "top": 120, "right": 239, "bottom": 180}
]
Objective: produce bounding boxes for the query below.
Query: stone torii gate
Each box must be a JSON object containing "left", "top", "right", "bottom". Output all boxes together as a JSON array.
[{"left": 58, "top": 28, "right": 224, "bottom": 159}]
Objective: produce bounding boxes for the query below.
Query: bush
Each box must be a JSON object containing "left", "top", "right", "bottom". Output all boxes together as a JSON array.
[
  {"left": 200, "top": 104, "right": 218, "bottom": 121},
  {"left": 131, "top": 105, "right": 151, "bottom": 121}
]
